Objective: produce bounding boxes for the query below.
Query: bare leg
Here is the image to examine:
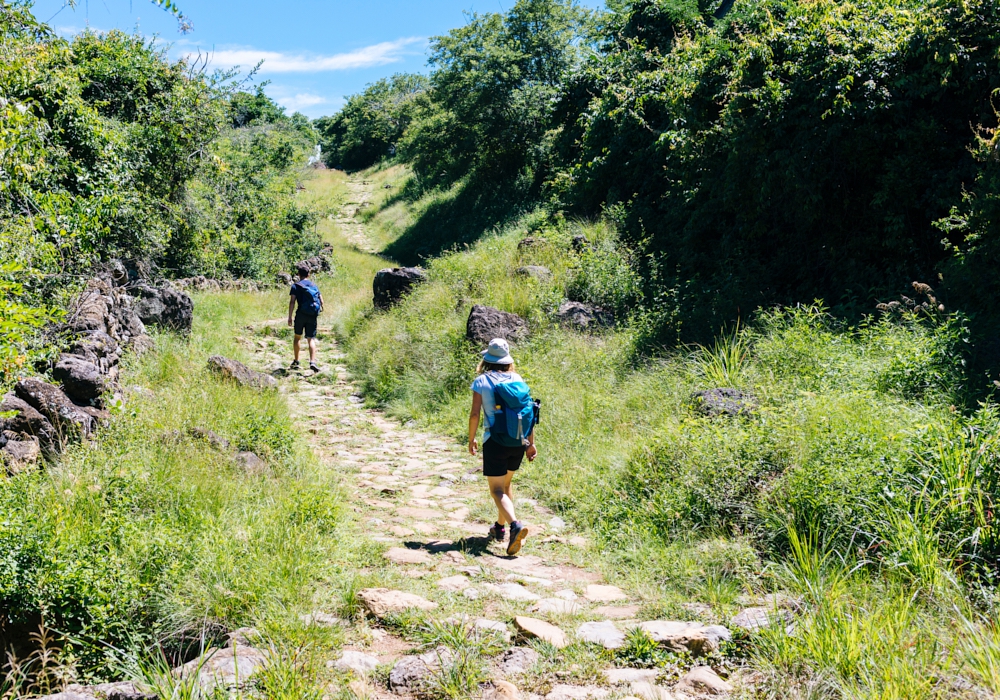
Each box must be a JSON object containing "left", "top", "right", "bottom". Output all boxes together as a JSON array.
[
  {"left": 293, "top": 334, "right": 302, "bottom": 361},
  {"left": 307, "top": 337, "right": 317, "bottom": 364},
  {"left": 488, "top": 474, "right": 516, "bottom": 525},
  {"left": 503, "top": 471, "right": 515, "bottom": 513}
]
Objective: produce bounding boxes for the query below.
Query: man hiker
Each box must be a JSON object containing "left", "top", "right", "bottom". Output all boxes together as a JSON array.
[{"left": 288, "top": 264, "right": 324, "bottom": 371}]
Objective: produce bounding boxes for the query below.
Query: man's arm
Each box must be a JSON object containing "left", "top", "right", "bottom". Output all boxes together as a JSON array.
[{"left": 288, "top": 296, "right": 296, "bottom": 326}]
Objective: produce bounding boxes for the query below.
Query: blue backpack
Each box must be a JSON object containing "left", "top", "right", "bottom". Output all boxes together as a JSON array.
[
  {"left": 294, "top": 280, "right": 323, "bottom": 315},
  {"left": 486, "top": 374, "right": 538, "bottom": 447}
]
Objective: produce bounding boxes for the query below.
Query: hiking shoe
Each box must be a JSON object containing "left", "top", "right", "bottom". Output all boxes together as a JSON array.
[
  {"left": 489, "top": 522, "right": 506, "bottom": 542},
  {"left": 289, "top": 360, "right": 300, "bottom": 370},
  {"left": 309, "top": 362, "right": 321, "bottom": 372},
  {"left": 507, "top": 521, "right": 528, "bottom": 556}
]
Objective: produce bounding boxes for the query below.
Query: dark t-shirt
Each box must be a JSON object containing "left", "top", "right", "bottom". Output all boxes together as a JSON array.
[{"left": 290, "top": 280, "right": 321, "bottom": 315}]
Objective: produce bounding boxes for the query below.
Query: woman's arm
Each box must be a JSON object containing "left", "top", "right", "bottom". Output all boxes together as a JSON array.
[
  {"left": 468, "top": 392, "right": 482, "bottom": 455},
  {"left": 526, "top": 429, "right": 537, "bottom": 461}
]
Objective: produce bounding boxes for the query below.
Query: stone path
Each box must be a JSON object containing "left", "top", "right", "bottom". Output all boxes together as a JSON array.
[
  {"left": 237, "top": 175, "right": 747, "bottom": 699},
  {"left": 332, "top": 177, "right": 376, "bottom": 252}
]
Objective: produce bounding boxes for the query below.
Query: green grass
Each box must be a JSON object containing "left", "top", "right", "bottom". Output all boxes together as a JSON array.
[
  {"left": 0, "top": 285, "right": 349, "bottom": 690},
  {"left": 340, "top": 189, "right": 1000, "bottom": 698}
]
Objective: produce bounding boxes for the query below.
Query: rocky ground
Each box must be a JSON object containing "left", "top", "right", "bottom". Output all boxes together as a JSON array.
[{"left": 226, "top": 315, "right": 766, "bottom": 700}]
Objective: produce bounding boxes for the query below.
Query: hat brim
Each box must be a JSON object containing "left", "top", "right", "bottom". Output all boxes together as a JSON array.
[{"left": 482, "top": 349, "right": 514, "bottom": 364}]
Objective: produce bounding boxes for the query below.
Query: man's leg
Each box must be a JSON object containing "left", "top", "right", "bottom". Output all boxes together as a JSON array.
[
  {"left": 487, "top": 474, "right": 516, "bottom": 525},
  {"left": 293, "top": 334, "right": 302, "bottom": 362},
  {"left": 307, "top": 337, "right": 317, "bottom": 364}
]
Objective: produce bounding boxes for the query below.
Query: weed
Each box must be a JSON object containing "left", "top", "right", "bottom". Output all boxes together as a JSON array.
[{"left": 692, "top": 324, "right": 751, "bottom": 389}]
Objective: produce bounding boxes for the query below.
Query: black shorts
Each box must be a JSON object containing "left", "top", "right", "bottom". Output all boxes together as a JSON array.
[
  {"left": 482, "top": 438, "right": 526, "bottom": 477},
  {"left": 294, "top": 312, "right": 318, "bottom": 339}
]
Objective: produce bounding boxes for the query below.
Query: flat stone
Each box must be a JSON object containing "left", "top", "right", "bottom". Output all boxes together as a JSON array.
[
  {"left": 555, "top": 590, "right": 578, "bottom": 600},
  {"left": 390, "top": 526, "right": 415, "bottom": 537},
  {"left": 437, "top": 575, "right": 471, "bottom": 592},
  {"left": 569, "top": 536, "right": 588, "bottom": 547},
  {"left": 497, "top": 647, "right": 540, "bottom": 676},
  {"left": 333, "top": 650, "right": 380, "bottom": 676},
  {"left": 731, "top": 606, "right": 791, "bottom": 632},
  {"left": 385, "top": 547, "right": 433, "bottom": 565},
  {"left": 485, "top": 680, "right": 522, "bottom": 700},
  {"left": 464, "top": 588, "right": 481, "bottom": 600},
  {"left": 486, "top": 583, "right": 541, "bottom": 602},
  {"left": 594, "top": 605, "right": 641, "bottom": 619},
  {"left": 549, "top": 516, "right": 567, "bottom": 530},
  {"left": 396, "top": 506, "right": 440, "bottom": 520},
  {"left": 357, "top": 588, "right": 438, "bottom": 618},
  {"left": 604, "top": 669, "right": 661, "bottom": 685},
  {"left": 636, "top": 621, "right": 729, "bottom": 657},
  {"left": 175, "top": 645, "right": 268, "bottom": 689},
  {"left": 628, "top": 682, "right": 674, "bottom": 700},
  {"left": 507, "top": 574, "right": 553, "bottom": 588},
  {"left": 675, "top": 666, "right": 732, "bottom": 695},
  {"left": 428, "top": 486, "right": 454, "bottom": 497},
  {"left": 544, "top": 685, "right": 609, "bottom": 700},
  {"left": 577, "top": 621, "right": 625, "bottom": 649},
  {"left": 514, "top": 616, "right": 567, "bottom": 648},
  {"left": 583, "top": 584, "right": 626, "bottom": 602},
  {"left": 530, "top": 598, "right": 582, "bottom": 615}
]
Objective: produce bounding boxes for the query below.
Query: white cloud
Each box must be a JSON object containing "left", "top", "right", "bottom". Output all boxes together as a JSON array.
[
  {"left": 276, "top": 93, "right": 328, "bottom": 112},
  {"left": 193, "top": 37, "right": 425, "bottom": 74}
]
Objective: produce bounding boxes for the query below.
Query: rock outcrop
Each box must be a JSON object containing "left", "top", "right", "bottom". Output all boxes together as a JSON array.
[
  {"left": 0, "top": 394, "right": 56, "bottom": 448},
  {"left": 555, "top": 301, "right": 613, "bottom": 330},
  {"left": 53, "top": 355, "right": 108, "bottom": 404},
  {"left": 373, "top": 267, "right": 427, "bottom": 310},
  {"left": 15, "top": 378, "right": 94, "bottom": 441},
  {"left": 206, "top": 356, "right": 279, "bottom": 390},
  {"left": 129, "top": 284, "right": 194, "bottom": 333},
  {"left": 466, "top": 305, "right": 529, "bottom": 345}
]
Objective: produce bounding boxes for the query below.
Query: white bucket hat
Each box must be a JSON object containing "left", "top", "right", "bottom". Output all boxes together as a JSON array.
[{"left": 482, "top": 338, "right": 514, "bottom": 365}]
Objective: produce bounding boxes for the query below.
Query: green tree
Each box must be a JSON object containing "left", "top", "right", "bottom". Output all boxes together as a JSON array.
[
  {"left": 400, "top": 0, "right": 591, "bottom": 187},
  {"left": 315, "top": 73, "right": 428, "bottom": 170}
]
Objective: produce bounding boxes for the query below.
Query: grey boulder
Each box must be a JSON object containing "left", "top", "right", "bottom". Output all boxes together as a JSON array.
[
  {"left": 54, "top": 355, "right": 108, "bottom": 404},
  {"left": 15, "top": 379, "right": 93, "bottom": 440},
  {"left": 130, "top": 284, "right": 194, "bottom": 333},
  {"left": 555, "top": 301, "right": 613, "bottom": 330},
  {"left": 207, "top": 356, "right": 279, "bottom": 390},
  {"left": 373, "top": 267, "right": 427, "bottom": 310},
  {"left": 466, "top": 304, "right": 528, "bottom": 345},
  {"left": 0, "top": 394, "right": 56, "bottom": 449}
]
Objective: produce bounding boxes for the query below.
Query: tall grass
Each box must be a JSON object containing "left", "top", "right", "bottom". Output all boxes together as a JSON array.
[{"left": 341, "top": 179, "right": 1000, "bottom": 696}]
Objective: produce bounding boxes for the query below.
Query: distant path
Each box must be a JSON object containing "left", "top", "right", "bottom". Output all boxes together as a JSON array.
[{"left": 332, "top": 175, "right": 377, "bottom": 253}]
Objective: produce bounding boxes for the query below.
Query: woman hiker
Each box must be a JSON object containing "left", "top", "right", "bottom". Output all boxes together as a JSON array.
[{"left": 468, "top": 338, "right": 538, "bottom": 556}]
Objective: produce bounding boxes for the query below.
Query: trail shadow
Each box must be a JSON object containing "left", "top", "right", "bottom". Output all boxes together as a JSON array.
[
  {"left": 404, "top": 536, "right": 494, "bottom": 556},
  {"left": 381, "top": 174, "right": 535, "bottom": 266}
]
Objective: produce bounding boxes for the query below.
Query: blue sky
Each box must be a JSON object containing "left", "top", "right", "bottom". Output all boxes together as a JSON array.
[{"left": 29, "top": 0, "right": 605, "bottom": 119}]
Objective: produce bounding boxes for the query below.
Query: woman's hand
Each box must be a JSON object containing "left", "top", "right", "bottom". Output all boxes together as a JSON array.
[
  {"left": 526, "top": 444, "right": 537, "bottom": 461},
  {"left": 468, "top": 438, "right": 478, "bottom": 456}
]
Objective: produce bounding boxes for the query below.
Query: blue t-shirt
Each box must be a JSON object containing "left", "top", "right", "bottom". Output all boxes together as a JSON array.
[
  {"left": 290, "top": 280, "right": 321, "bottom": 315},
  {"left": 471, "top": 371, "right": 524, "bottom": 442}
]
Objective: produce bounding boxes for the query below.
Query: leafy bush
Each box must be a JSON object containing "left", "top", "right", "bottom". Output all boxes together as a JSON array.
[{"left": 315, "top": 73, "right": 428, "bottom": 171}]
